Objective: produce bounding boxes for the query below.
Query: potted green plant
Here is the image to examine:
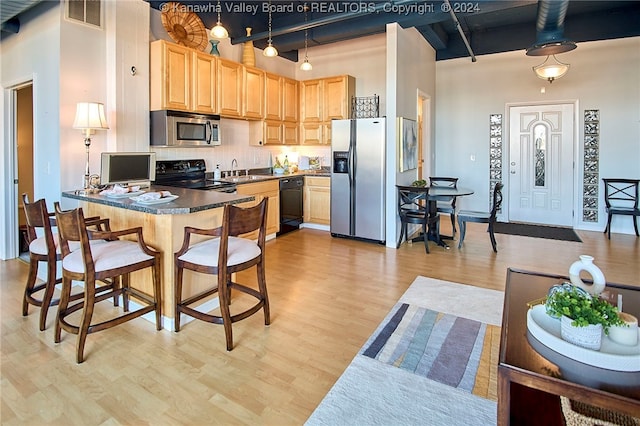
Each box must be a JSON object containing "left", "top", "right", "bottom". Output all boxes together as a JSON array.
[{"left": 545, "top": 284, "right": 626, "bottom": 350}]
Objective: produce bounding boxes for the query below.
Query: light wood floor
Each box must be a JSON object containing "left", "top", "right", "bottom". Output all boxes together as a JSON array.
[{"left": 1, "top": 221, "right": 638, "bottom": 425}]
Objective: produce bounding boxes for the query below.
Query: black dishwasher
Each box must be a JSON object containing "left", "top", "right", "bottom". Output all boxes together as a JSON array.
[{"left": 278, "top": 176, "right": 304, "bottom": 235}]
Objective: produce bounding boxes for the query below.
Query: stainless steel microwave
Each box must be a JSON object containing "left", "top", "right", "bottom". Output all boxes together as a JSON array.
[{"left": 150, "top": 110, "right": 221, "bottom": 147}]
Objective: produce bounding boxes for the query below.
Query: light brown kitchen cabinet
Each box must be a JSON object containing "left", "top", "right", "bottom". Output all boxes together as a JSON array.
[
  {"left": 304, "top": 176, "right": 331, "bottom": 225},
  {"left": 282, "top": 77, "right": 299, "bottom": 122},
  {"left": 243, "top": 66, "right": 265, "bottom": 119},
  {"left": 217, "top": 58, "right": 242, "bottom": 117},
  {"left": 150, "top": 40, "right": 191, "bottom": 111},
  {"left": 323, "top": 75, "right": 354, "bottom": 120},
  {"left": 236, "top": 180, "right": 280, "bottom": 236},
  {"left": 264, "top": 72, "right": 282, "bottom": 121},
  {"left": 191, "top": 50, "right": 217, "bottom": 114},
  {"left": 283, "top": 122, "right": 298, "bottom": 145},
  {"left": 300, "top": 79, "right": 323, "bottom": 123},
  {"left": 150, "top": 40, "right": 218, "bottom": 114},
  {"left": 300, "top": 75, "right": 354, "bottom": 145}
]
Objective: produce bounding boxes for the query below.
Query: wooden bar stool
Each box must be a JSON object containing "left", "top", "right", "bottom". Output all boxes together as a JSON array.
[
  {"left": 174, "top": 198, "right": 270, "bottom": 351},
  {"left": 54, "top": 203, "right": 162, "bottom": 363},
  {"left": 21, "top": 194, "right": 111, "bottom": 331}
]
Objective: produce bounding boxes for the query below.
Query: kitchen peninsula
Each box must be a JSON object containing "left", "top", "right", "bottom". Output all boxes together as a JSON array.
[{"left": 62, "top": 186, "right": 254, "bottom": 324}]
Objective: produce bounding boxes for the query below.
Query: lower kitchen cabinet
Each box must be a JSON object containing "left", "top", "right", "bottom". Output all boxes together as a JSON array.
[
  {"left": 236, "top": 180, "right": 280, "bottom": 235},
  {"left": 304, "top": 176, "right": 330, "bottom": 225}
]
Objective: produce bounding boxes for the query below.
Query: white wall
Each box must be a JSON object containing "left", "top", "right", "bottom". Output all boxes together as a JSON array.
[
  {"left": 385, "top": 24, "right": 437, "bottom": 247},
  {"left": 1, "top": 2, "right": 62, "bottom": 259},
  {"left": 435, "top": 37, "right": 640, "bottom": 234}
]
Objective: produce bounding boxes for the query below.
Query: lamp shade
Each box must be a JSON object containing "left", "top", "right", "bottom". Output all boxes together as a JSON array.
[
  {"left": 300, "top": 59, "right": 312, "bottom": 71},
  {"left": 73, "top": 102, "right": 109, "bottom": 130},
  {"left": 533, "top": 55, "right": 569, "bottom": 83},
  {"left": 210, "top": 21, "right": 228, "bottom": 39},
  {"left": 263, "top": 43, "right": 278, "bottom": 57}
]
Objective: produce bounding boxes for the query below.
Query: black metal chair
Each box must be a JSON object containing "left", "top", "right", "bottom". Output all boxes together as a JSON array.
[
  {"left": 602, "top": 178, "right": 640, "bottom": 239},
  {"left": 429, "top": 177, "right": 459, "bottom": 236},
  {"left": 457, "top": 182, "right": 504, "bottom": 252},
  {"left": 396, "top": 185, "right": 438, "bottom": 253}
]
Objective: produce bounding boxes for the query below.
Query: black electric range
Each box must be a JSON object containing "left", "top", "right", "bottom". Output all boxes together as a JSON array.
[{"left": 153, "top": 159, "right": 236, "bottom": 193}]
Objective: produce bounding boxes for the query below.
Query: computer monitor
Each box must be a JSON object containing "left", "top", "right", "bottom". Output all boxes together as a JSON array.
[{"left": 100, "top": 152, "right": 156, "bottom": 187}]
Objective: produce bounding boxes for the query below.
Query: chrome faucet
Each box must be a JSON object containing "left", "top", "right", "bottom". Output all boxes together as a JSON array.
[{"left": 231, "top": 158, "right": 238, "bottom": 176}]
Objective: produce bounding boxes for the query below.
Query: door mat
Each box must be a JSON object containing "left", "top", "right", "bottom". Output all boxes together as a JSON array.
[{"left": 493, "top": 222, "right": 582, "bottom": 242}]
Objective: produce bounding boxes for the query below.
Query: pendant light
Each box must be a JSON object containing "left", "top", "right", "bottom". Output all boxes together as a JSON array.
[
  {"left": 300, "top": 3, "right": 312, "bottom": 71},
  {"left": 533, "top": 55, "right": 570, "bottom": 83},
  {"left": 263, "top": 0, "right": 278, "bottom": 57},
  {"left": 210, "top": 0, "right": 228, "bottom": 39}
]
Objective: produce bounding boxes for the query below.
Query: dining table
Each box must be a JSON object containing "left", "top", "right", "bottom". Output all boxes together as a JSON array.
[{"left": 424, "top": 186, "right": 475, "bottom": 248}]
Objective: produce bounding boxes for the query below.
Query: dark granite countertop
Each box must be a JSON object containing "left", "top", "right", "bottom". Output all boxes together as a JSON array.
[
  {"left": 62, "top": 185, "right": 254, "bottom": 215},
  {"left": 214, "top": 169, "right": 330, "bottom": 185}
]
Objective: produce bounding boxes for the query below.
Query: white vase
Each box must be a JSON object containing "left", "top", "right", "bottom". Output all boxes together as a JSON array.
[
  {"left": 560, "top": 316, "right": 602, "bottom": 350},
  {"left": 569, "top": 255, "right": 606, "bottom": 296}
]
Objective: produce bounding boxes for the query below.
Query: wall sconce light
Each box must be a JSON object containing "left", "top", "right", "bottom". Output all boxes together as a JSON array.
[
  {"left": 263, "top": 0, "right": 278, "bottom": 57},
  {"left": 210, "top": 0, "right": 228, "bottom": 39},
  {"left": 73, "top": 102, "right": 109, "bottom": 190},
  {"left": 300, "top": 4, "right": 312, "bottom": 71},
  {"left": 533, "top": 55, "right": 569, "bottom": 83}
]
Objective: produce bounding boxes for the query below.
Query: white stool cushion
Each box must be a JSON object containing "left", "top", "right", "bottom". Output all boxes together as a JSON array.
[
  {"left": 178, "top": 236, "right": 261, "bottom": 267},
  {"left": 29, "top": 233, "right": 82, "bottom": 256},
  {"left": 62, "top": 240, "right": 154, "bottom": 274}
]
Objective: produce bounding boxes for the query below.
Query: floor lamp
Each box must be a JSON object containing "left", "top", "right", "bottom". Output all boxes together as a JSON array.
[{"left": 73, "top": 102, "right": 109, "bottom": 191}]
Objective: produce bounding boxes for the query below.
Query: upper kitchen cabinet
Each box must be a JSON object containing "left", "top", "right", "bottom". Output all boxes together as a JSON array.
[
  {"left": 217, "top": 58, "right": 243, "bottom": 118},
  {"left": 243, "top": 66, "right": 265, "bottom": 119},
  {"left": 265, "top": 72, "right": 283, "bottom": 121},
  {"left": 300, "top": 75, "right": 354, "bottom": 145},
  {"left": 191, "top": 50, "right": 217, "bottom": 114},
  {"left": 282, "top": 77, "right": 299, "bottom": 123},
  {"left": 150, "top": 40, "right": 217, "bottom": 114},
  {"left": 300, "top": 79, "right": 323, "bottom": 123},
  {"left": 324, "top": 75, "right": 355, "bottom": 121},
  {"left": 150, "top": 40, "right": 191, "bottom": 112}
]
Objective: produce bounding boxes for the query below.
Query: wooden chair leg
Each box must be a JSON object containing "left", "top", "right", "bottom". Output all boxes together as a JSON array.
[
  {"left": 450, "top": 213, "right": 456, "bottom": 235},
  {"left": 257, "top": 261, "right": 270, "bottom": 325},
  {"left": 39, "top": 258, "right": 58, "bottom": 331},
  {"left": 121, "top": 274, "right": 130, "bottom": 312},
  {"left": 23, "top": 256, "right": 39, "bottom": 317},
  {"left": 55, "top": 277, "right": 72, "bottom": 344},
  {"left": 606, "top": 213, "right": 613, "bottom": 239},
  {"left": 153, "top": 262, "right": 162, "bottom": 330},
  {"left": 634, "top": 215, "right": 639, "bottom": 236},
  {"left": 174, "top": 266, "right": 184, "bottom": 332},
  {"left": 76, "top": 280, "right": 97, "bottom": 364},
  {"left": 458, "top": 219, "right": 466, "bottom": 249},
  {"left": 218, "top": 276, "right": 234, "bottom": 351}
]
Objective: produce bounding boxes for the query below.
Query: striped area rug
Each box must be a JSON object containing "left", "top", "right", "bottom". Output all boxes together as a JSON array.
[
  {"left": 362, "top": 303, "right": 500, "bottom": 400},
  {"left": 306, "top": 276, "right": 504, "bottom": 425}
]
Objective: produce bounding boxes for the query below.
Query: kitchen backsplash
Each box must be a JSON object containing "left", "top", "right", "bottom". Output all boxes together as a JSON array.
[{"left": 151, "top": 117, "right": 330, "bottom": 173}]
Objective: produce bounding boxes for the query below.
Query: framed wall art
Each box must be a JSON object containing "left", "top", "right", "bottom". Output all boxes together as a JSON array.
[{"left": 398, "top": 117, "right": 418, "bottom": 172}]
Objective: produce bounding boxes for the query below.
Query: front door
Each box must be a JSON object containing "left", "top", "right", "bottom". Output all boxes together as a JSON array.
[{"left": 508, "top": 103, "right": 574, "bottom": 226}]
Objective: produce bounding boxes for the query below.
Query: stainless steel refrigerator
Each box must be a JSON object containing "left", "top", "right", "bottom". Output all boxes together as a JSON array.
[{"left": 330, "top": 118, "right": 385, "bottom": 243}]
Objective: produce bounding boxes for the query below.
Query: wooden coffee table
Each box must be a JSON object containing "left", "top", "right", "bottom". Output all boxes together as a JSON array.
[{"left": 498, "top": 268, "right": 640, "bottom": 425}]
